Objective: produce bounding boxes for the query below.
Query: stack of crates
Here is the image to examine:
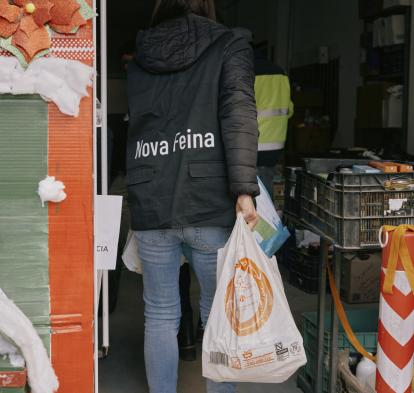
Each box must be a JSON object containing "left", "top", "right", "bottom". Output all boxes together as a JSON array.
[
  {"left": 284, "top": 167, "right": 303, "bottom": 219},
  {"left": 273, "top": 181, "right": 286, "bottom": 211},
  {"left": 300, "top": 158, "right": 414, "bottom": 249},
  {"left": 297, "top": 308, "right": 378, "bottom": 393},
  {"left": 289, "top": 247, "right": 324, "bottom": 294}
]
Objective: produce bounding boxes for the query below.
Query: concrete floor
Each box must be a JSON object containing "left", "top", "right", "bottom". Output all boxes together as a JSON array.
[{"left": 98, "top": 268, "right": 319, "bottom": 393}]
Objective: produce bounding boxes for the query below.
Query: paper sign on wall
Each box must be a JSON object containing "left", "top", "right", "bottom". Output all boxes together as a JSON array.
[{"left": 94, "top": 195, "right": 123, "bottom": 270}]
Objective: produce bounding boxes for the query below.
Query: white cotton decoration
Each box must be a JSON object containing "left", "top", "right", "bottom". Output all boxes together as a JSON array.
[
  {"left": 37, "top": 176, "right": 67, "bottom": 207},
  {"left": 0, "top": 289, "right": 59, "bottom": 393},
  {"left": 0, "top": 57, "right": 94, "bottom": 117}
]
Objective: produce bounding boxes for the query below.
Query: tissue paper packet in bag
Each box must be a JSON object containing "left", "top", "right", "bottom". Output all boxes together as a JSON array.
[{"left": 254, "top": 177, "right": 290, "bottom": 257}]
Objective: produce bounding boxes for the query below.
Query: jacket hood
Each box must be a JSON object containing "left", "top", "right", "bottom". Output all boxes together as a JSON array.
[{"left": 136, "top": 14, "right": 229, "bottom": 73}]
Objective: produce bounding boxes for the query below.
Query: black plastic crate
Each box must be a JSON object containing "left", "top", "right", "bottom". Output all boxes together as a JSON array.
[
  {"left": 277, "top": 227, "right": 297, "bottom": 269},
  {"left": 289, "top": 248, "right": 323, "bottom": 294},
  {"left": 290, "top": 270, "right": 320, "bottom": 294},
  {"left": 381, "top": 45, "right": 404, "bottom": 75},
  {"left": 303, "top": 158, "right": 370, "bottom": 174},
  {"left": 300, "top": 159, "right": 414, "bottom": 249},
  {"left": 284, "top": 167, "right": 302, "bottom": 218}
]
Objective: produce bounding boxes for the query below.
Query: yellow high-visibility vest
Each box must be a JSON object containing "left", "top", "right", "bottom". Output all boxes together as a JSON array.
[{"left": 255, "top": 74, "right": 293, "bottom": 151}]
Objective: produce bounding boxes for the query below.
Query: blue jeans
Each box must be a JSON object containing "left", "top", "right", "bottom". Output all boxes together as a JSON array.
[{"left": 134, "top": 227, "right": 236, "bottom": 393}]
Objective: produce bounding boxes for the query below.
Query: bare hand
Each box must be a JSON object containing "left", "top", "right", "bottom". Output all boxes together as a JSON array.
[{"left": 236, "top": 195, "right": 258, "bottom": 230}]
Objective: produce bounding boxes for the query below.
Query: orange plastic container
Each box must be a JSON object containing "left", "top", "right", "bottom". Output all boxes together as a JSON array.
[
  {"left": 395, "top": 163, "right": 414, "bottom": 173},
  {"left": 369, "top": 161, "right": 398, "bottom": 173}
]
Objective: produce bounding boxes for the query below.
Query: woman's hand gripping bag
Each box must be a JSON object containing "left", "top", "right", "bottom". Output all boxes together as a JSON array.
[{"left": 202, "top": 214, "right": 307, "bottom": 383}]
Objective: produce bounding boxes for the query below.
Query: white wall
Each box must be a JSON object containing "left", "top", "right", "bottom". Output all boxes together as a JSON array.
[
  {"left": 291, "top": 0, "right": 362, "bottom": 147},
  {"left": 267, "top": 0, "right": 291, "bottom": 70}
]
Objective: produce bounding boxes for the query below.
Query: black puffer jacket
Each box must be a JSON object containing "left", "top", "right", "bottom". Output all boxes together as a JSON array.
[{"left": 127, "top": 14, "right": 259, "bottom": 230}]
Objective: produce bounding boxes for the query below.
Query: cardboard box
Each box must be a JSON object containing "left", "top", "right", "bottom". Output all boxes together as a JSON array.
[
  {"left": 291, "top": 91, "right": 324, "bottom": 108},
  {"left": 291, "top": 126, "right": 331, "bottom": 154},
  {"left": 341, "top": 252, "right": 382, "bottom": 303},
  {"left": 356, "top": 83, "right": 394, "bottom": 128}
]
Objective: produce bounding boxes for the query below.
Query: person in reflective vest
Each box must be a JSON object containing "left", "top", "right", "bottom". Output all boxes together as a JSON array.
[{"left": 255, "top": 53, "right": 293, "bottom": 198}]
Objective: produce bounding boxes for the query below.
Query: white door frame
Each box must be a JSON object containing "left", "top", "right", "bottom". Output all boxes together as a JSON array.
[{"left": 94, "top": 0, "right": 110, "bottom": 391}]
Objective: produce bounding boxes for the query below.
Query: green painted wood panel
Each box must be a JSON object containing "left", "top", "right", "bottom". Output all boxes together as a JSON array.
[
  {"left": 0, "top": 95, "right": 50, "bottom": 353},
  {"left": 0, "top": 357, "right": 23, "bottom": 371}
]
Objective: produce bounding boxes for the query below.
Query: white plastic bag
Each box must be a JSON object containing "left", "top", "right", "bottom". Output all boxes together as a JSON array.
[
  {"left": 122, "top": 230, "right": 187, "bottom": 274},
  {"left": 122, "top": 230, "right": 143, "bottom": 274},
  {"left": 202, "top": 214, "right": 307, "bottom": 383}
]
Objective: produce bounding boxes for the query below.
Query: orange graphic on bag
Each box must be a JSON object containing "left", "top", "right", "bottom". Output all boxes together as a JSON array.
[{"left": 225, "top": 258, "right": 273, "bottom": 336}]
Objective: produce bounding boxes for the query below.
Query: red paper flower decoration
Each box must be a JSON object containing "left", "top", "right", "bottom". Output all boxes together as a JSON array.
[{"left": 0, "top": 0, "right": 87, "bottom": 62}]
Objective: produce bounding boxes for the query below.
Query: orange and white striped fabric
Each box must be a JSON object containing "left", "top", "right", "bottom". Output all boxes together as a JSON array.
[{"left": 377, "top": 226, "right": 414, "bottom": 393}]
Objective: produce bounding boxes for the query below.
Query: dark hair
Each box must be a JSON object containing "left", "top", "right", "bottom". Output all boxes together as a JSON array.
[{"left": 151, "top": 0, "right": 216, "bottom": 26}]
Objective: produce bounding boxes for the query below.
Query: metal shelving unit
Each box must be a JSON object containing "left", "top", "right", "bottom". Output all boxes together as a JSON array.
[
  {"left": 286, "top": 157, "right": 414, "bottom": 392},
  {"left": 356, "top": 5, "right": 411, "bottom": 154}
]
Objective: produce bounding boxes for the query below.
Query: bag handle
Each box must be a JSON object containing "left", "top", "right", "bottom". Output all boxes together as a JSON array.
[
  {"left": 237, "top": 211, "right": 258, "bottom": 232},
  {"left": 380, "top": 225, "right": 414, "bottom": 295}
]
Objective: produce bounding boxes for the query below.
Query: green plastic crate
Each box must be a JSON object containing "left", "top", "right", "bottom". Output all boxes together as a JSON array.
[{"left": 298, "top": 309, "right": 378, "bottom": 393}]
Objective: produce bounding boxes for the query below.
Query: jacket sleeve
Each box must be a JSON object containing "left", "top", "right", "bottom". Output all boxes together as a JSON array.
[{"left": 219, "top": 35, "right": 260, "bottom": 197}]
